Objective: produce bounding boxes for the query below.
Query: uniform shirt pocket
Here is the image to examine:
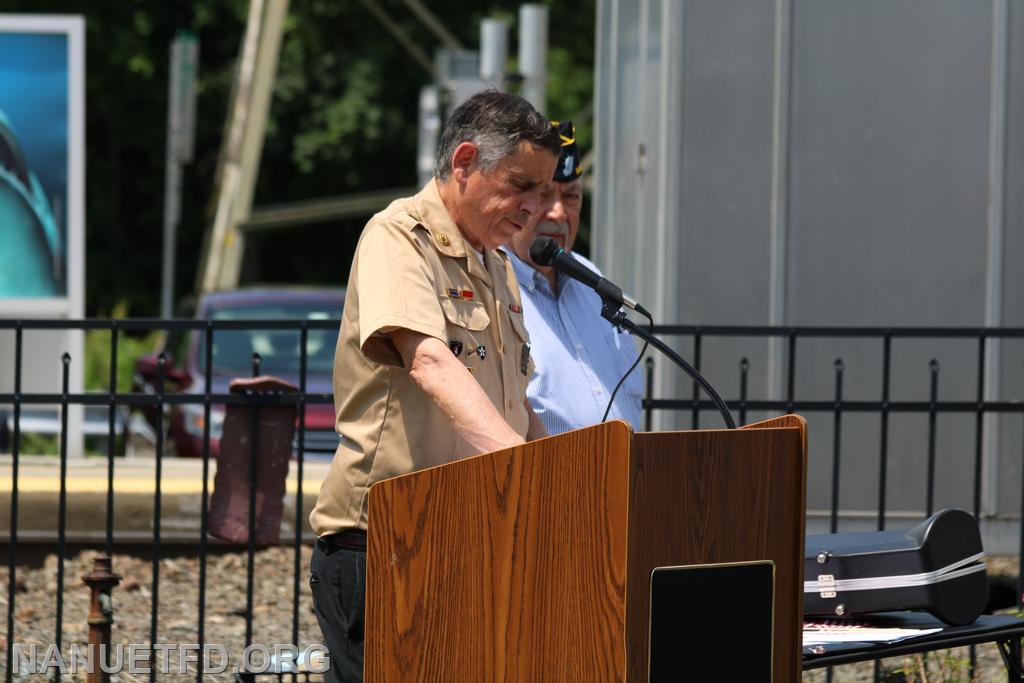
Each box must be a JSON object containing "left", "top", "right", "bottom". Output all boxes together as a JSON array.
[
  {"left": 506, "top": 308, "right": 529, "bottom": 341},
  {"left": 440, "top": 298, "right": 490, "bottom": 332},
  {"left": 440, "top": 298, "right": 490, "bottom": 369}
]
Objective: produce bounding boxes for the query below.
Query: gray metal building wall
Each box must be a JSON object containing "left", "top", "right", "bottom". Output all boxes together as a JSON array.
[{"left": 593, "top": 0, "right": 1023, "bottom": 533}]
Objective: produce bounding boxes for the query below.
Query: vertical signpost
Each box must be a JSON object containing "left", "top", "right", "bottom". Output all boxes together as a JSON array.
[{"left": 161, "top": 31, "right": 199, "bottom": 319}]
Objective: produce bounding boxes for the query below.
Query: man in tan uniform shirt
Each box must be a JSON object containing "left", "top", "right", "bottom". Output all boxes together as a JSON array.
[{"left": 309, "top": 91, "right": 560, "bottom": 682}]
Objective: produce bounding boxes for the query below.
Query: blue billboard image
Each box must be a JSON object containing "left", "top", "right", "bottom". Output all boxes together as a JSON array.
[{"left": 0, "top": 32, "right": 67, "bottom": 298}]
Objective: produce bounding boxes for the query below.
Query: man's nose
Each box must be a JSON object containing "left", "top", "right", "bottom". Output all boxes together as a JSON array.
[
  {"left": 522, "top": 193, "right": 544, "bottom": 216},
  {"left": 544, "top": 198, "right": 567, "bottom": 223}
]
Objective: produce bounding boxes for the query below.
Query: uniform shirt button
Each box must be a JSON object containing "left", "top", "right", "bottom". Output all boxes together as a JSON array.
[{"left": 507, "top": 400, "right": 514, "bottom": 410}]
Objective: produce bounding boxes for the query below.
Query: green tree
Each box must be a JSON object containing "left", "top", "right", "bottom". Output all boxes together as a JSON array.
[{"left": 2, "top": 0, "right": 595, "bottom": 315}]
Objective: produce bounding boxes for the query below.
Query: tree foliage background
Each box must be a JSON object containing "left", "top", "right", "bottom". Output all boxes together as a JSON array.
[{"left": 1, "top": 0, "right": 595, "bottom": 316}]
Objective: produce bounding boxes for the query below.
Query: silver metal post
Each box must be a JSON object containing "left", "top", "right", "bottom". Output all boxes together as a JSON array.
[
  {"left": 518, "top": 4, "right": 548, "bottom": 111},
  {"left": 480, "top": 18, "right": 509, "bottom": 88}
]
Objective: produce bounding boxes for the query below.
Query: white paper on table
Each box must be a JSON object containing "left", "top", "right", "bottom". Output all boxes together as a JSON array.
[{"left": 803, "top": 622, "right": 943, "bottom": 646}]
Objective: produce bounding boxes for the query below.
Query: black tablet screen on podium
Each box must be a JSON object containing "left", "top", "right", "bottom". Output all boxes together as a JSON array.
[{"left": 649, "top": 561, "right": 774, "bottom": 682}]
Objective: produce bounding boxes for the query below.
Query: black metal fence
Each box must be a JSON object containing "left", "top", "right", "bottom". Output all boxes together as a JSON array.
[
  {"left": 1, "top": 319, "right": 1023, "bottom": 681},
  {"left": 644, "top": 325, "right": 1024, "bottom": 527},
  {"left": 1, "top": 318, "right": 335, "bottom": 682}
]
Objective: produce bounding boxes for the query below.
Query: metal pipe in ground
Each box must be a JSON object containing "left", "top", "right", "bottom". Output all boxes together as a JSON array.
[{"left": 82, "top": 555, "right": 121, "bottom": 683}]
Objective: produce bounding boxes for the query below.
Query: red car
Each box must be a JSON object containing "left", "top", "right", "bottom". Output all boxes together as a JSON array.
[{"left": 134, "top": 288, "right": 344, "bottom": 460}]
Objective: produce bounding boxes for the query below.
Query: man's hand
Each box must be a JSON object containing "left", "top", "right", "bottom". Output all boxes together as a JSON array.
[
  {"left": 525, "top": 399, "right": 547, "bottom": 441},
  {"left": 390, "top": 328, "right": 525, "bottom": 454}
]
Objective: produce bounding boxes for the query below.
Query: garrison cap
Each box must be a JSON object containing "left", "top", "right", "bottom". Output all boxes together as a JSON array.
[{"left": 551, "top": 120, "right": 582, "bottom": 182}]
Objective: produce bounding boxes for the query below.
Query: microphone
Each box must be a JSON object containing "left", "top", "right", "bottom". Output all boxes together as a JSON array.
[{"left": 529, "top": 236, "right": 650, "bottom": 317}]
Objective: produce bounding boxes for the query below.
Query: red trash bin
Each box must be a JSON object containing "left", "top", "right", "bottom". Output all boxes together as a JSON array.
[{"left": 209, "top": 375, "right": 297, "bottom": 547}]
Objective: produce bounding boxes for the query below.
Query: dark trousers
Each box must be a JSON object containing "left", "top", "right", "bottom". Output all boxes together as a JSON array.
[{"left": 310, "top": 539, "right": 366, "bottom": 682}]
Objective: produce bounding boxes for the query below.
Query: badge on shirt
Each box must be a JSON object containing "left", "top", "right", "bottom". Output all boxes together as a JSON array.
[
  {"left": 468, "top": 344, "right": 486, "bottom": 361},
  {"left": 449, "top": 340, "right": 464, "bottom": 357},
  {"left": 446, "top": 288, "right": 475, "bottom": 300},
  {"left": 520, "top": 342, "right": 531, "bottom": 376},
  {"left": 508, "top": 303, "right": 523, "bottom": 314}
]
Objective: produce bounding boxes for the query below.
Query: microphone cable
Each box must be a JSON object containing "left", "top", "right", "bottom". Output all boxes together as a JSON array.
[{"left": 601, "top": 308, "right": 654, "bottom": 424}]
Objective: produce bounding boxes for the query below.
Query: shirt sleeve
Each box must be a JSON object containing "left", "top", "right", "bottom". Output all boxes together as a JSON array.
[{"left": 356, "top": 221, "right": 448, "bottom": 367}]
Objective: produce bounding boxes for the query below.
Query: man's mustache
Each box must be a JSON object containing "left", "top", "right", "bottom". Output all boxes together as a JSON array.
[{"left": 535, "top": 221, "right": 569, "bottom": 238}]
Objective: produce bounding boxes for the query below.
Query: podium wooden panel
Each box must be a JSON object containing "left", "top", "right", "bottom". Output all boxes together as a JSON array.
[{"left": 366, "top": 416, "right": 807, "bottom": 681}]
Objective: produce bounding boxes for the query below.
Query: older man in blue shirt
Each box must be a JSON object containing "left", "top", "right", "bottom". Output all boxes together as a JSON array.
[{"left": 505, "top": 121, "right": 644, "bottom": 435}]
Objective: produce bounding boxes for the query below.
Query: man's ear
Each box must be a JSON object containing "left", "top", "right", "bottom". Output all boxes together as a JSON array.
[{"left": 450, "top": 142, "right": 479, "bottom": 184}]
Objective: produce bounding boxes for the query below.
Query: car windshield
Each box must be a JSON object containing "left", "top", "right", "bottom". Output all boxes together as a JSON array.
[{"left": 195, "top": 301, "right": 340, "bottom": 377}]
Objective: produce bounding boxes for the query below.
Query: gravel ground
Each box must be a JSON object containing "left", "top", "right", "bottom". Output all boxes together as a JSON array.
[
  {"left": 1, "top": 550, "right": 1019, "bottom": 681},
  {"left": 803, "top": 645, "right": 1006, "bottom": 682},
  {"left": 1, "top": 546, "right": 326, "bottom": 681}
]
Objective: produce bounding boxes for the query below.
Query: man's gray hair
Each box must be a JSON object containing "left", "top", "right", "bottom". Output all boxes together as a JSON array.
[{"left": 434, "top": 91, "right": 561, "bottom": 181}]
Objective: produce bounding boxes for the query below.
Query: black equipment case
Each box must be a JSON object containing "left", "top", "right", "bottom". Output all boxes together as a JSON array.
[{"left": 804, "top": 508, "right": 988, "bottom": 625}]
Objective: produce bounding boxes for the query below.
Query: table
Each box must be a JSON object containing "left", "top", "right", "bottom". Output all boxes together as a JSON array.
[{"left": 802, "top": 613, "right": 1024, "bottom": 680}]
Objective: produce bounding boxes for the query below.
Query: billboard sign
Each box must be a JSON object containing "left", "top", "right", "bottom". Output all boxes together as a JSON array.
[{"left": 0, "top": 15, "right": 84, "bottom": 314}]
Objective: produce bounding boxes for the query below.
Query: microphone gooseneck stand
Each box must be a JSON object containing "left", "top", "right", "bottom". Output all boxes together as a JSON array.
[{"left": 599, "top": 297, "right": 737, "bottom": 430}]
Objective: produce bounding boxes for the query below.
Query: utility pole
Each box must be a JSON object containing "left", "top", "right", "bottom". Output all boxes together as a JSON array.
[{"left": 196, "top": 0, "right": 288, "bottom": 293}]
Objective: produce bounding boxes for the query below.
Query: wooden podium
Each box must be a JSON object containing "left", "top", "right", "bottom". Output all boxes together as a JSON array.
[{"left": 365, "top": 415, "right": 807, "bottom": 681}]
